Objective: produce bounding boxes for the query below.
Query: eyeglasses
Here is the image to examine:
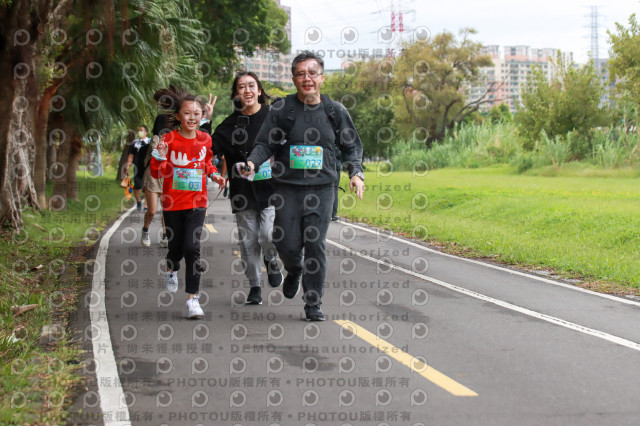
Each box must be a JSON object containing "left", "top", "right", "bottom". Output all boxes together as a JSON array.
[{"left": 293, "top": 71, "right": 323, "bottom": 80}]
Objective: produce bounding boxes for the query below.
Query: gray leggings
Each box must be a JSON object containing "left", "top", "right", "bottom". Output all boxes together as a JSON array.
[{"left": 235, "top": 206, "right": 278, "bottom": 287}]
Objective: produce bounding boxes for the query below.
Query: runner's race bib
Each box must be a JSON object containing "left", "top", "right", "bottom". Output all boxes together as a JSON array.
[
  {"left": 290, "top": 145, "right": 323, "bottom": 169},
  {"left": 253, "top": 160, "right": 272, "bottom": 181},
  {"left": 172, "top": 167, "right": 202, "bottom": 191}
]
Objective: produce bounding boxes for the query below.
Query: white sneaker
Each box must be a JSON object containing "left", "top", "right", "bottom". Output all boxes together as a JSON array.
[
  {"left": 165, "top": 271, "right": 178, "bottom": 293},
  {"left": 160, "top": 235, "right": 168, "bottom": 248},
  {"left": 141, "top": 231, "right": 150, "bottom": 247},
  {"left": 187, "top": 295, "right": 204, "bottom": 319}
]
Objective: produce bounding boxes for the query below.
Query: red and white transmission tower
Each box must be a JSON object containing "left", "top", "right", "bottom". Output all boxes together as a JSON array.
[
  {"left": 389, "top": 1, "right": 406, "bottom": 39},
  {"left": 384, "top": 0, "right": 415, "bottom": 58}
]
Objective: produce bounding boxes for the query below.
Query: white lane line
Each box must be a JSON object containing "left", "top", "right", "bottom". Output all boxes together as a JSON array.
[
  {"left": 337, "top": 220, "right": 640, "bottom": 307},
  {"left": 90, "top": 207, "right": 134, "bottom": 426},
  {"left": 327, "top": 239, "right": 640, "bottom": 353}
]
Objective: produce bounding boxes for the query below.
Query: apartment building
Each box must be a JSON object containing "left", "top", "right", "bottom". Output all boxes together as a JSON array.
[
  {"left": 468, "top": 45, "right": 573, "bottom": 113},
  {"left": 594, "top": 57, "right": 615, "bottom": 106}
]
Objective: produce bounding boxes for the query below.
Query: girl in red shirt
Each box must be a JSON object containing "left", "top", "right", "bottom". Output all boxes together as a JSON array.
[{"left": 150, "top": 86, "right": 224, "bottom": 319}]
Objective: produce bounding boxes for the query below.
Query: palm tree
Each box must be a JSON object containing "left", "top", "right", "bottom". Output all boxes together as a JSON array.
[{"left": 42, "top": 0, "right": 206, "bottom": 208}]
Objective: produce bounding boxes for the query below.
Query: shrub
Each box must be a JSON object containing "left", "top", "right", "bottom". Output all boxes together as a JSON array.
[
  {"left": 538, "top": 130, "right": 570, "bottom": 170},
  {"left": 567, "top": 130, "right": 594, "bottom": 160},
  {"left": 510, "top": 152, "right": 535, "bottom": 173}
]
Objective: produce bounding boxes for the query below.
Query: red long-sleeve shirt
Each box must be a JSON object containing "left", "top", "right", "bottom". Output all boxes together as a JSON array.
[{"left": 150, "top": 130, "right": 216, "bottom": 211}]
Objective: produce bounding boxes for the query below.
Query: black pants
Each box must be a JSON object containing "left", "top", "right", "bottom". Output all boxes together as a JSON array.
[
  {"left": 133, "top": 173, "right": 144, "bottom": 190},
  {"left": 163, "top": 208, "right": 206, "bottom": 294},
  {"left": 273, "top": 184, "right": 333, "bottom": 307},
  {"left": 332, "top": 162, "right": 342, "bottom": 218},
  {"left": 332, "top": 175, "right": 341, "bottom": 218}
]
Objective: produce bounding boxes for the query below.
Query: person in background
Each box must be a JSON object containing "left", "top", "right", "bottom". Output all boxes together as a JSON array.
[
  {"left": 150, "top": 86, "right": 225, "bottom": 319},
  {"left": 125, "top": 125, "right": 150, "bottom": 212},
  {"left": 141, "top": 113, "right": 170, "bottom": 247},
  {"left": 206, "top": 71, "right": 282, "bottom": 305}
]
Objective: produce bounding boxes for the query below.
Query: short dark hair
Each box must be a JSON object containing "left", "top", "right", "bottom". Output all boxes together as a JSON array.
[
  {"left": 291, "top": 50, "right": 324, "bottom": 75},
  {"left": 139, "top": 125, "right": 148, "bottom": 132}
]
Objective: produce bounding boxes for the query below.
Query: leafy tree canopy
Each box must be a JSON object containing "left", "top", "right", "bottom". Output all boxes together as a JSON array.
[
  {"left": 608, "top": 13, "right": 640, "bottom": 103},
  {"left": 323, "top": 60, "right": 396, "bottom": 158},
  {"left": 392, "top": 28, "right": 493, "bottom": 145},
  {"left": 515, "top": 54, "right": 608, "bottom": 153}
]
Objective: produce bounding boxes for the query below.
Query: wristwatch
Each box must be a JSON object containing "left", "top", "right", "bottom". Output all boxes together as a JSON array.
[{"left": 351, "top": 171, "right": 365, "bottom": 181}]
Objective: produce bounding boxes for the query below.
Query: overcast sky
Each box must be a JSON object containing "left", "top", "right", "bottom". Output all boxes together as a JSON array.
[{"left": 280, "top": 0, "right": 640, "bottom": 68}]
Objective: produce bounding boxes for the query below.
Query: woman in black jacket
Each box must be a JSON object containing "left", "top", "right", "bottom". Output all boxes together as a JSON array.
[{"left": 209, "top": 71, "right": 283, "bottom": 304}]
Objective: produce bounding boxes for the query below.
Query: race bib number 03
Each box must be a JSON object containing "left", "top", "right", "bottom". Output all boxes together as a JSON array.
[
  {"left": 253, "top": 160, "right": 272, "bottom": 181},
  {"left": 172, "top": 167, "right": 202, "bottom": 191},
  {"left": 290, "top": 145, "right": 323, "bottom": 170}
]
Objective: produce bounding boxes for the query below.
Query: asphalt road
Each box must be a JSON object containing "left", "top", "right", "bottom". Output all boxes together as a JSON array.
[{"left": 68, "top": 182, "right": 640, "bottom": 426}]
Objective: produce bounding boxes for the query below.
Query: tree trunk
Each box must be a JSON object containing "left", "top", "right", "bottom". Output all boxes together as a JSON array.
[
  {"left": 66, "top": 132, "right": 83, "bottom": 201},
  {"left": 34, "top": 86, "right": 58, "bottom": 208},
  {"left": 33, "top": 0, "right": 75, "bottom": 207},
  {"left": 47, "top": 135, "right": 57, "bottom": 177},
  {"left": 0, "top": 80, "right": 39, "bottom": 229},
  {"left": 50, "top": 124, "right": 69, "bottom": 211},
  {"left": 0, "top": 2, "right": 40, "bottom": 229}
]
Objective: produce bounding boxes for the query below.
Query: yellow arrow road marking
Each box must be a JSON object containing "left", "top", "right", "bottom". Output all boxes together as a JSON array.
[
  {"left": 205, "top": 224, "right": 217, "bottom": 233},
  {"left": 334, "top": 320, "right": 478, "bottom": 397}
]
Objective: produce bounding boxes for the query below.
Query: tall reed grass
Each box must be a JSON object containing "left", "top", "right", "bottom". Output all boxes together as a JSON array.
[{"left": 390, "top": 122, "right": 640, "bottom": 173}]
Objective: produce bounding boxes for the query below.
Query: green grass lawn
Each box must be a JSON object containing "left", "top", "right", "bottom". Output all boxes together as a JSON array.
[
  {"left": 340, "top": 164, "right": 640, "bottom": 291},
  {"left": 0, "top": 169, "right": 128, "bottom": 424}
]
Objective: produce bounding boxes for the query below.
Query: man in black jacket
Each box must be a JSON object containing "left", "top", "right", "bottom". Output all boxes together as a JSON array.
[{"left": 244, "top": 51, "right": 365, "bottom": 321}]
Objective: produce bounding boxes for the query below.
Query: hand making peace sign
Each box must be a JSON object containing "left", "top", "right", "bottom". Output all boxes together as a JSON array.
[{"left": 204, "top": 93, "right": 217, "bottom": 120}]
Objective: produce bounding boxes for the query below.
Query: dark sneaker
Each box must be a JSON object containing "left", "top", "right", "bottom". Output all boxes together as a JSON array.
[
  {"left": 136, "top": 201, "right": 142, "bottom": 212},
  {"left": 264, "top": 258, "right": 283, "bottom": 288},
  {"left": 304, "top": 305, "right": 327, "bottom": 322},
  {"left": 331, "top": 216, "right": 339, "bottom": 221},
  {"left": 223, "top": 184, "right": 229, "bottom": 198},
  {"left": 282, "top": 273, "right": 301, "bottom": 299},
  {"left": 246, "top": 287, "right": 262, "bottom": 305}
]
